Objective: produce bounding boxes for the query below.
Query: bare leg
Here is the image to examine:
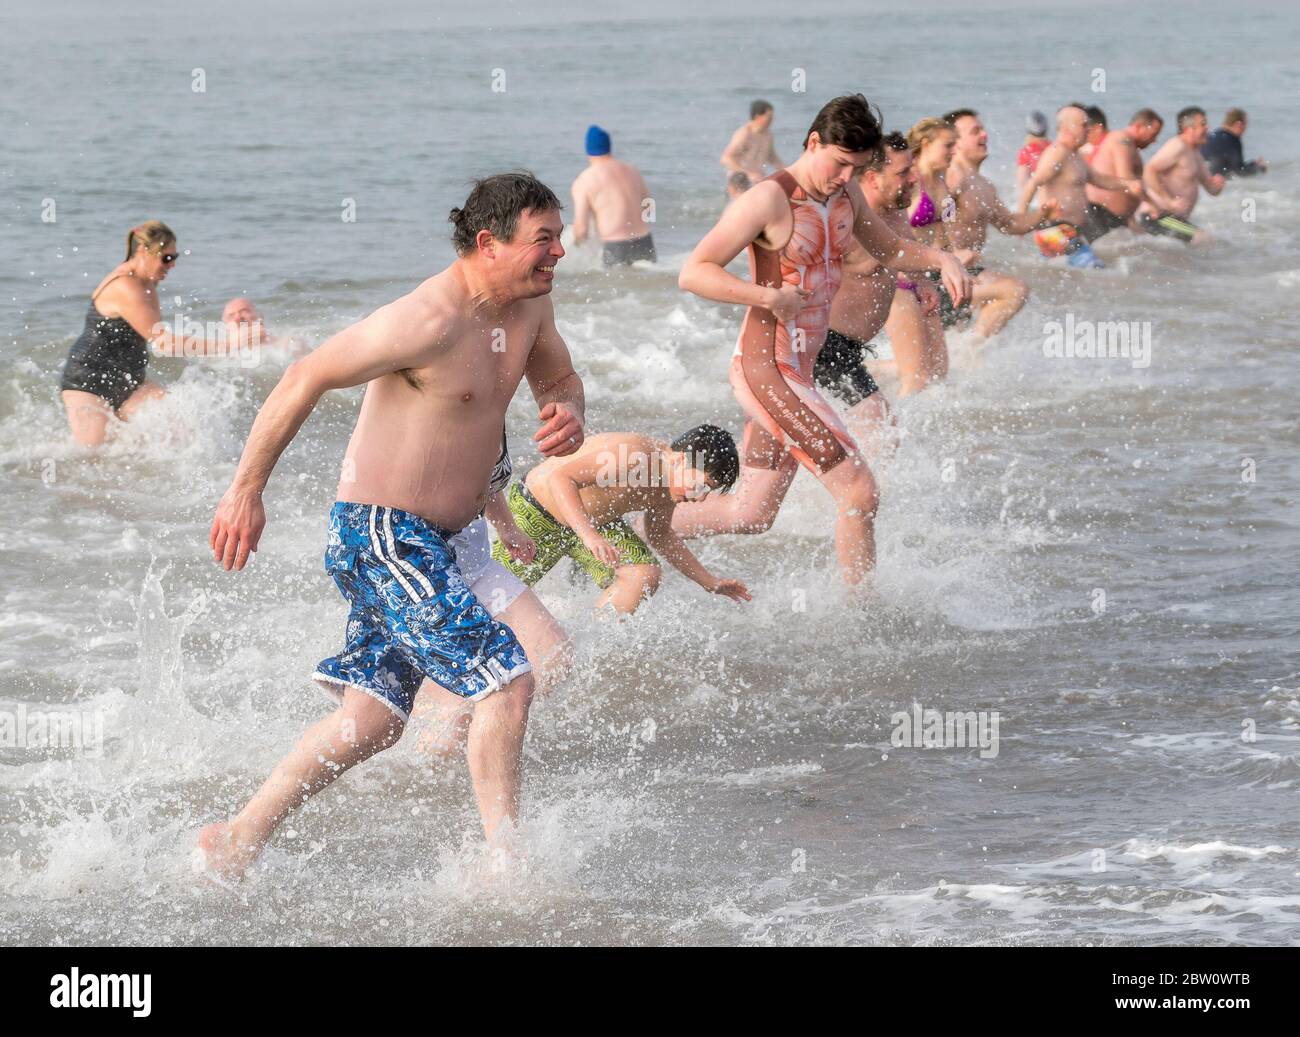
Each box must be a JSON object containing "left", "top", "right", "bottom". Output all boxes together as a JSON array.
[
  {"left": 595, "top": 563, "right": 661, "bottom": 615},
  {"left": 670, "top": 458, "right": 799, "bottom": 538},
  {"left": 971, "top": 272, "right": 1029, "bottom": 339},
  {"left": 465, "top": 673, "right": 535, "bottom": 845},
  {"left": 196, "top": 688, "right": 404, "bottom": 881},
  {"left": 921, "top": 305, "right": 949, "bottom": 382},
  {"left": 844, "top": 391, "right": 897, "bottom": 465},
  {"left": 116, "top": 379, "right": 167, "bottom": 421},
  {"left": 886, "top": 290, "right": 932, "bottom": 398},
  {"left": 412, "top": 588, "right": 572, "bottom": 760},
  {"left": 61, "top": 390, "right": 113, "bottom": 447},
  {"left": 816, "top": 454, "right": 881, "bottom": 585}
]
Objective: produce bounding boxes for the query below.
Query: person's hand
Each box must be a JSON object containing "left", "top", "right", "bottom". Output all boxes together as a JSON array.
[
  {"left": 1124, "top": 178, "right": 1143, "bottom": 196},
  {"left": 210, "top": 486, "right": 265, "bottom": 571},
  {"left": 1038, "top": 198, "right": 1060, "bottom": 222},
  {"left": 535, "top": 401, "right": 584, "bottom": 457},
  {"left": 767, "top": 282, "right": 810, "bottom": 322},
  {"left": 1254, "top": 157, "right": 1268, "bottom": 172},
  {"left": 1210, "top": 174, "right": 1227, "bottom": 192},
  {"left": 953, "top": 248, "right": 981, "bottom": 268},
  {"left": 584, "top": 535, "right": 619, "bottom": 567},
  {"left": 708, "top": 577, "right": 752, "bottom": 603},
  {"left": 938, "top": 253, "right": 972, "bottom": 306},
  {"left": 500, "top": 526, "right": 536, "bottom": 565},
  {"left": 916, "top": 280, "right": 940, "bottom": 315}
]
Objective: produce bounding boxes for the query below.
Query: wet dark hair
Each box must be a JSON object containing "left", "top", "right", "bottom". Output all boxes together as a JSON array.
[
  {"left": 1177, "top": 106, "right": 1206, "bottom": 131},
  {"left": 803, "top": 93, "right": 883, "bottom": 154},
  {"left": 865, "top": 131, "right": 909, "bottom": 172},
  {"left": 672, "top": 424, "right": 740, "bottom": 490},
  {"left": 448, "top": 172, "right": 563, "bottom": 256},
  {"left": 1084, "top": 105, "right": 1107, "bottom": 130},
  {"left": 751, "top": 99, "right": 773, "bottom": 119},
  {"left": 942, "top": 108, "right": 979, "bottom": 128}
]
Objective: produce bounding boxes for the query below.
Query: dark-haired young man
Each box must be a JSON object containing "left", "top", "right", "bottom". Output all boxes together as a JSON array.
[
  {"left": 199, "top": 172, "right": 587, "bottom": 881},
  {"left": 1139, "top": 106, "right": 1225, "bottom": 244},
  {"left": 1079, "top": 106, "right": 1108, "bottom": 164},
  {"left": 494, "top": 425, "right": 750, "bottom": 615},
  {"left": 943, "top": 108, "right": 1056, "bottom": 339},
  {"left": 673, "top": 94, "right": 970, "bottom": 586}
]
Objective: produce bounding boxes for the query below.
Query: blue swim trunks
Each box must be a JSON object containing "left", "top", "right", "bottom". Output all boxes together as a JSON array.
[{"left": 312, "top": 502, "right": 532, "bottom": 721}]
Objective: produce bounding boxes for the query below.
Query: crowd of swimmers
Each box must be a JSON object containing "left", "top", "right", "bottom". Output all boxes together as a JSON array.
[{"left": 51, "top": 93, "right": 1266, "bottom": 881}]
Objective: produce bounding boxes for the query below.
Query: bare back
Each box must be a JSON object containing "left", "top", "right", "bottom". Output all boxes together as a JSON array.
[
  {"left": 1087, "top": 133, "right": 1142, "bottom": 217},
  {"left": 525, "top": 431, "right": 666, "bottom": 526},
  {"left": 572, "top": 159, "right": 652, "bottom": 243}
]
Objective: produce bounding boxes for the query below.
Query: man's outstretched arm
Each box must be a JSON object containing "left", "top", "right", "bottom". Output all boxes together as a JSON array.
[{"left": 210, "top": 293, "right": 450, "bottom": 570}]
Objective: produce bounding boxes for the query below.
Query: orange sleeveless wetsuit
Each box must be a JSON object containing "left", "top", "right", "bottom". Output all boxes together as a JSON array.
[{"left": 730, "top": 169, "right": 857, "bottom": 475}]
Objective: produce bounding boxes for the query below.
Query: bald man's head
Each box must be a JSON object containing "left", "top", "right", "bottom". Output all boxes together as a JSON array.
[{"left": 1056, "top": 105, "right": 1088, "bottom": 150}]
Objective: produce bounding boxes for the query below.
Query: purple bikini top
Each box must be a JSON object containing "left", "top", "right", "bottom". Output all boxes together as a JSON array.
[{"left": 910, "top": 189, "right": 937, "bottom": 228}]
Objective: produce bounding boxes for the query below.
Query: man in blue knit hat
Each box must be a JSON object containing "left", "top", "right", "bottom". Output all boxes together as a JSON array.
[{"left": 572, "top": 124, "right": 658, "bottom": 266}]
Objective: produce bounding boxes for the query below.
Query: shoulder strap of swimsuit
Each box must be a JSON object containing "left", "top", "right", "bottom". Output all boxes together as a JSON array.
[
  {"left": 91, "top": 273, "right": 130, "bottom": 303},
  {"left": 768, "top": 168, "right": 799, "bottom": 200}
]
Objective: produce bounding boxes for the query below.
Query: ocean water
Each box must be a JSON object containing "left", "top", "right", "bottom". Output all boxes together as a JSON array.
[{"left": 1, "top": 0, "right": 1298, "bottom": 945}]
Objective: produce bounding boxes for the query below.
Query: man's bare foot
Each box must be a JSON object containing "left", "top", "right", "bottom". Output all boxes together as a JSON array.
[{"left": 193, "top": 821, "right": 260, "bottom": 884}]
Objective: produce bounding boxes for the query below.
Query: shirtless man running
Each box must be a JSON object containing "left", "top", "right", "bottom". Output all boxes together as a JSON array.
[
  {"left": 572, "top": 125, "right": 657, "bottom": 266},
  {"left": 1138, "top": 106, "right": 1225, "bottom": 245},
  {"left": 1081, "top": 108, "right": 1167, "bottom": 242},
  {"left": 814, "top": 131, "right": 944, "bottom": 415},
  {"left": 672, "top": 95, "right": 970, "bottom": 585},
  {"left": 1019, "top": 105, "right": 1143, "bottom": 268},
  {"left": 944, "top": 108, "right": 1057, "bottom": 339},
  {"left": 721, "top": 100, "right": 784, "bottom": 193},
  {"left": 196, "top": 173, "right": 586, "bottom": 881}
]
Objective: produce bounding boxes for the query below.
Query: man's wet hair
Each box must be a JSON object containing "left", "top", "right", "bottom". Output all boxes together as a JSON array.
[
  {"left": 1224, "top": 107, "right": 1247, "bottom": 127},
  {"left": 449, "top": 172, "right": 562, "bottom": 256},
  {"left": 751, "top": 99, "right": 774, "bottom": 119},
  {"left": 1177, "top": 106, "right": 1206, "bottom": 131},
  {"left": 865, "top": 131, "right": 909, "bottom": 172},
  {"left": 671, "top": 424, "right": 740, "bottom": 490},
  {"left": 1084, "top": 105, "right": 1107, "bottom": 130},
  {"left": 1132, "top": 108, "right": 1163, "bottom": 127},
  {"left": 942, "top": 108, "right": 979, "bottom": 128},
  {"left": 803, "top": 93, "right": 883, "bottom": 153}
]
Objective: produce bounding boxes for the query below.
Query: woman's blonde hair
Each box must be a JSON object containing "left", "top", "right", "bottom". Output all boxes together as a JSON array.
[
  {"left": 125, "top": 220, "right": 175, "bottom": 260},
  {"left": 907, "top": 117, "right": 950, "bottom": 156}
]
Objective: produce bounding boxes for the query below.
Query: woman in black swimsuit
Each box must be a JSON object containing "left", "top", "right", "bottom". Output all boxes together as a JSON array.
[{"left": 59, "top": 221, "right": 242, "bottom": 446}]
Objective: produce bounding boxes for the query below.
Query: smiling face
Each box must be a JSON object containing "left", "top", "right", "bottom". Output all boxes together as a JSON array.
[
  {"left": 805, "top": 133, "right": 876, "bottom": 199},
  {"left": 953, "top": 114, "right": 988, "bottom": 162},
  {"left": 481, "top": 207, "right": 564, "bottom": 298},
  {"left": 922, "top": 128, "right": 957, "bottom": 169}
]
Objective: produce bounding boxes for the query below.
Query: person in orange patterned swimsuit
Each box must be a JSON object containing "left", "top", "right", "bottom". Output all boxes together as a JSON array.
[{"left": 671, "top": 94, "right": 970, "bottom": 585}]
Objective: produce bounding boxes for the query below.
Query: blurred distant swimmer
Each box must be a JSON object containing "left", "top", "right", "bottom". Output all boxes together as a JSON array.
[
  {"left": 1081, "top": 108, "right": 1166, "bottom": 242},
  {"left": 1137, "top": 106, "right": 1225, "bottom": 245},
  {"left": 672, "top": 95, "right": 970, "bottom": 587},
  {"left": 59, "top": 221, "right": 266, "bottom": 447},
  {"left": 197, "top": 172, "right": 587, "bottom": 882},
  {"left": 1202, "top": 107, "right": 1267, "bottom": 179},
  {"left": 944, "top": 108, "right": 1058, "bottom": 341},
  {"left": 571, "top": 125, "right": 657, "bottom": 266},
  {"left": 721, "top": 99, "right": 784, "bottom": 192},
  {"left": 726, "top": 170, "right": 753, "bottom": 202},
  {"left": 1019, "top": 105, "right": 1144, "bottom": 269},
  {"left": 1015, "top": 111, "right": 1051, "bottom": 195}
]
